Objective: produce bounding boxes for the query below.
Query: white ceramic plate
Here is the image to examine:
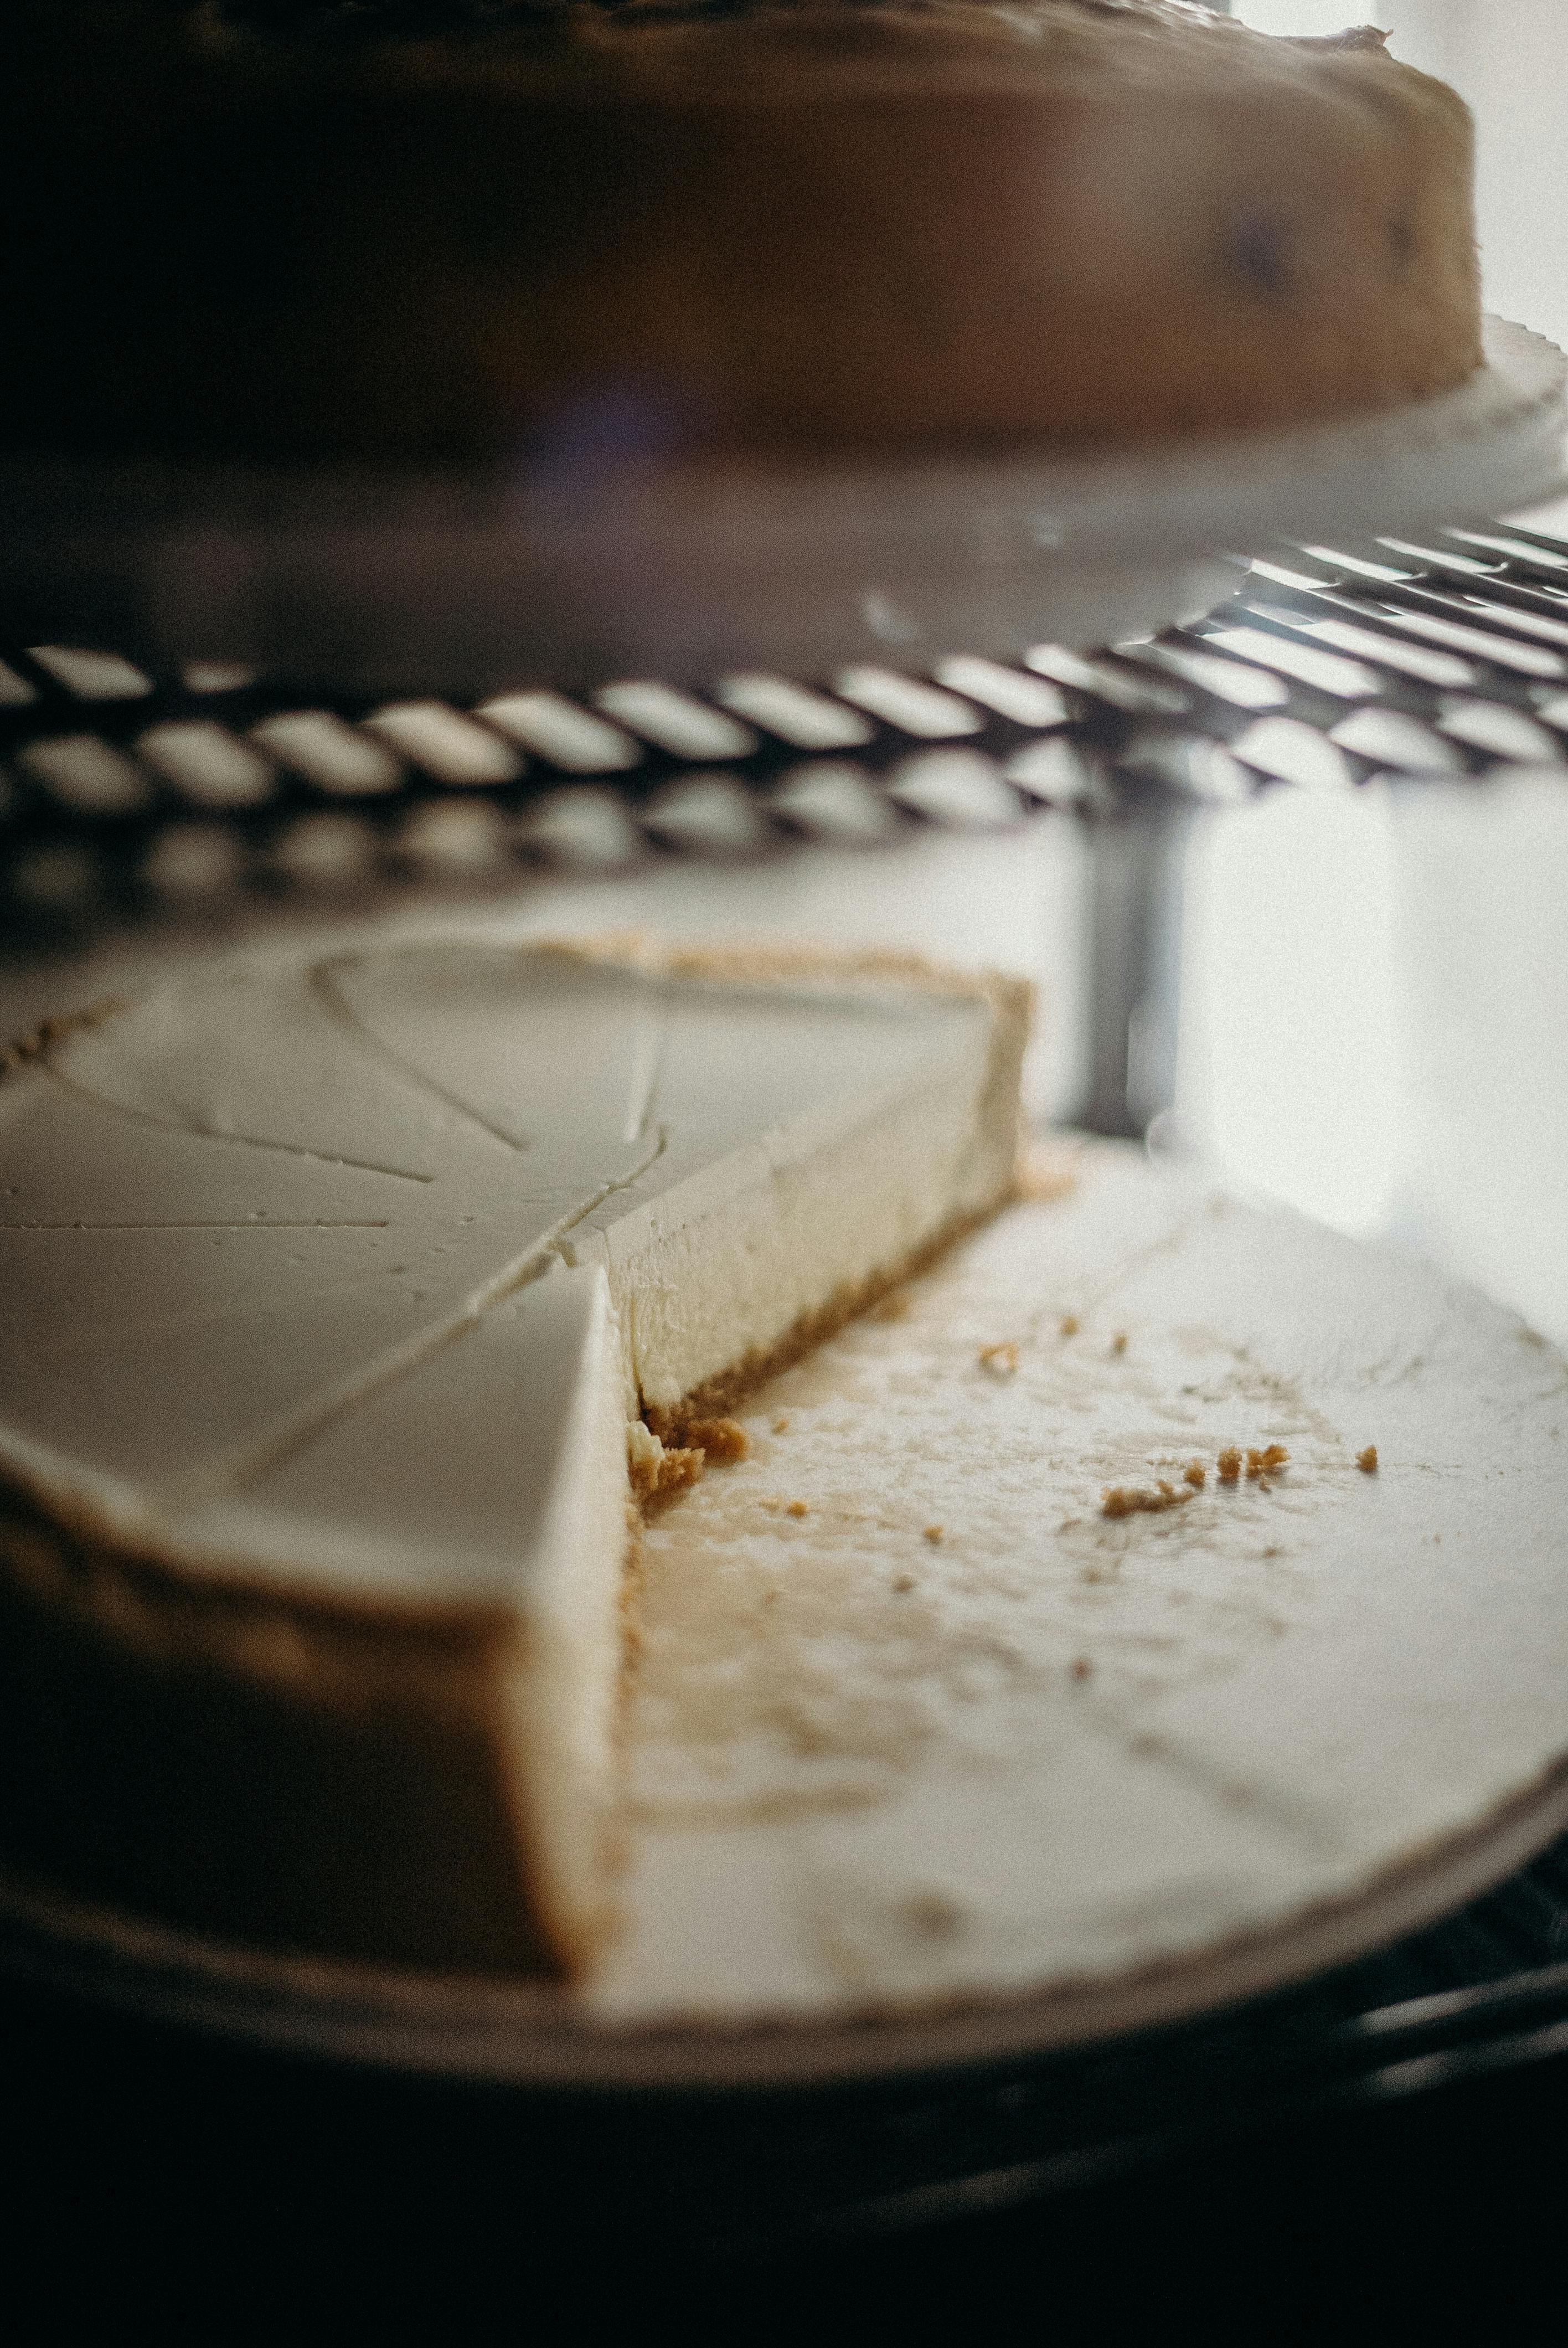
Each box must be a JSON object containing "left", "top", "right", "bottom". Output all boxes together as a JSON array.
[
  {"left": 1, "top": 320, "right": 1561, "bottom": 692},
  {"left": 4, "top": 1145, "right": 1568, "bottom": 2090}
]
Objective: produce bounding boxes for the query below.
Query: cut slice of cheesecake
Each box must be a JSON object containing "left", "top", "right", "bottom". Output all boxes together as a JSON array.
[{"left": 0, "top": 938, "right": 1027, "bottom": 1974}]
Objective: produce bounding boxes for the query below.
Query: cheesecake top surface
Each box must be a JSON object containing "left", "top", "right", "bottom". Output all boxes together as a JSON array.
[{"left": 0, "top": 938, "right": 1002, "bottom": 1607}]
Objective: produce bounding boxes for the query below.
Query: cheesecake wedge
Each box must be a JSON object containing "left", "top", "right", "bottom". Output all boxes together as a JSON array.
[{"left": 0, "top": 938, "right": 1027, "bottom": 1973}]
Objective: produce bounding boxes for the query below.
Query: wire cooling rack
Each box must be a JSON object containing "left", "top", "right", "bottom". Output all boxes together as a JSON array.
[{"left": 4, "top": 520, "right": 1568, "bottom": 944}]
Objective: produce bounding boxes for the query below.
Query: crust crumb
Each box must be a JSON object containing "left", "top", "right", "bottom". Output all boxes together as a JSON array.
[
  {"left": 1184, "top": 1460, "right": 1207, "bottom": 1490},
  {"left": 1070, "top": 1656, "right": 1093, "bottom": 1682},
  {"left": 978, "top": 1341, "right": 1018, "bottom": 1377},
  {"left": 627, "top": 1419, "right": 706, "bottom": 1500},
  {"left": 785, "top": 1499, "right": 809, "bottom": 1518},
  {"left": 1101, "top": 1481, "right": 1195, "bottom": 1520},
  {"left": 1060, "top": 1313, "right": 1080, "bottom": 1338},
  {"left": 1111, "top": 1331, "right": 1128, "bottom": 1357},
  {"left": 893, "top": 1573, "right": 916, "bottom": 1594},
  {"left": 684, "top": 1416, "right": 749, "bottom": 1463},
  {"left": 1245, "top": 1444, "right": 1290, "bottom": 1481},
  {"left": 631, "top": 1448, "right": 703, "bottom": 1499},
  {"left": 922, "top": 1524, "right": 945, "bottom": 1545},
  {"left": 1216, "top": 1446, "right": 1242, "bottom": 1485},
  {"left": 654, "top": 1448, "right": 704, "bottom": 1495},
  {"left": 772, "top": 1415, "right": 791, "bottom": 1434},
  {"left": 1358, "top": 1444, "right": 1379, "bottom": 1474}
]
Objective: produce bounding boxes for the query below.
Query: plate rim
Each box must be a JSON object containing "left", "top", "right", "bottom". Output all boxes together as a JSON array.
[{"left": 4, "top": 1753, "right": 1567, "bottom": 2095}]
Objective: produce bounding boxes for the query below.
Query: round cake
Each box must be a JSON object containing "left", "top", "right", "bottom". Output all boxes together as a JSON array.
[{"left": 0, "top": 1, "right": 1482, "bottom": 465}]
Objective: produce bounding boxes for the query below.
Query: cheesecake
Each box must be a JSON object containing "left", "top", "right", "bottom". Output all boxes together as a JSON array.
[
  {"left": 0, "top": 938, "right": 1028, "bottom": 1973},
  {"left": 0, "top": 3, "right": 1482, "bottom": 464}
]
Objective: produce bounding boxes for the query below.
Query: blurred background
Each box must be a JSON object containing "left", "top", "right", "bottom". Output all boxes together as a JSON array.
[{"left": 1134, "top": 2, "right": 1568, "bottom": 1346}]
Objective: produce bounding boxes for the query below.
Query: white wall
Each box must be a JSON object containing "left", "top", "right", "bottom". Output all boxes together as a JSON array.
[
  {"left": 1193, "top": 8, "right": 1568, "bottom": 1346},
  {"left": 1233, "top": 1, "right": 1568, "bottom": 351}
]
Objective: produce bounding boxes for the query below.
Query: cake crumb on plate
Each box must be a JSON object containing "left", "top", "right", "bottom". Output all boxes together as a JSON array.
[
  {"left": 1101, "top": 1480, "right": 1196, "bottom": 1520},
  {"left": 685, "top": 1417, "right": 750, "bottom": 1463}
]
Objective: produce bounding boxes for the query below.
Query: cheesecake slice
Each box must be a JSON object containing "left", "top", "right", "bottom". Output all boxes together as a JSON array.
[{"left": 0, "top": 939, "right": 1027, "bottom": 1973}]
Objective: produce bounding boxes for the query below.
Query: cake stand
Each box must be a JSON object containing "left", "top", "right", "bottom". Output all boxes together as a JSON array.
[{"left": 0, "top": 319, "right": 1561, "bottom": 693}]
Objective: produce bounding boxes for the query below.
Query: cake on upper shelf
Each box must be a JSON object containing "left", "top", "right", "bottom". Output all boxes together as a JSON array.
[{"left": 0, "top": 2, "right": 1481, "bottom": 464}]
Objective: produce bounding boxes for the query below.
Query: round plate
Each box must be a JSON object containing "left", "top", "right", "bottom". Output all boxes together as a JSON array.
[
  {"left": 1, "top": 320, "right": 1561, "bottom": 692},
  {"left": 3, "top": 1763, "right": 1567, "bottom": 2093},
  {"left": 4, "top": 1146, "right": 1568, "bottom": 2090}
]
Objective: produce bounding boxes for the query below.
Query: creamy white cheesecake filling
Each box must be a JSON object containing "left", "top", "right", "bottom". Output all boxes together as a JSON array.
[{"left": 0, "top": 936, "right": 1027, "bottom": 1968}]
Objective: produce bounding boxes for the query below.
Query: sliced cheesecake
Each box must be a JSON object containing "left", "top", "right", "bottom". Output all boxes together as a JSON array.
[{"left": 0, "top": 938, "right": 1027, "bottom": 1973}]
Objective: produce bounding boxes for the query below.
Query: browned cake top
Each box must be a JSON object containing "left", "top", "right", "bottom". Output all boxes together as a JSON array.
[{"left": 1, "top": 2, "right": 1473, "bottom": 462}]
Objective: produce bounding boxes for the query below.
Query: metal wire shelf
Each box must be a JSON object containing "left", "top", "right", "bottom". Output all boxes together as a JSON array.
[{"left": 4, "top": 522, "right": 1567, "bottom": 944}]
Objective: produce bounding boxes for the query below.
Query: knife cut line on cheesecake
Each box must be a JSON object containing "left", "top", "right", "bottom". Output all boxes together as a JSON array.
[
  {"left": 146, "top": 1126, "right": 673, "bottom": 1521},
  {"left": 9, "top": 991, "right": 673, "bottom": 1518}
]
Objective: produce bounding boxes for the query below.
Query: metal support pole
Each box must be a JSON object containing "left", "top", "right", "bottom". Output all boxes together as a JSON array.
[{"left": 1077, "top": 802, "right": 1192, "bottom": 1141}]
